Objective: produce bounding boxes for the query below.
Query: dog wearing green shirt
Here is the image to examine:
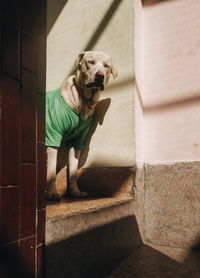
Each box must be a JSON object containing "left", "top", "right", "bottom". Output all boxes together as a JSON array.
[{"left": 46, "top": 51, "right": 118, "bottom": 200}]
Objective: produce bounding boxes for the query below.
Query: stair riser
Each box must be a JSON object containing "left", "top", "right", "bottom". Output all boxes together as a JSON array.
[
  {"left": 46, "top": 213, "right": 142, "bottom": 278},
  {"left": 46, "top": 200, "right": 135, "bottom": 245},
  {"left": 55, "top": 166, "right": 135, "bottom": 197}
]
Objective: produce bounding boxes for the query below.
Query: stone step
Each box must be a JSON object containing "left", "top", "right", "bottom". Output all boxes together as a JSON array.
[
  {"left": 106, "top": 244, "right": 200, "bottom": 278},
  {"left": 45, "top": 196, "right": 142, "bottom": 278}
]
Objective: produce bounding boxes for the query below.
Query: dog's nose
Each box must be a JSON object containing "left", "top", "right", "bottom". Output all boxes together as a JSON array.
[{"left": 95, "top": 71, "right": 104, "bottom": 82}]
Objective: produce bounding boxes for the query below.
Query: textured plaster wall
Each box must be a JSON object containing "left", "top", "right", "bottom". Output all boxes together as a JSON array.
[{"left": 46, "top": 0, "right": 135, "bottom": 167}]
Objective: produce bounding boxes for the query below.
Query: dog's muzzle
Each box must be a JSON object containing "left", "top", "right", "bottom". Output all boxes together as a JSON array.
[{"left": 86, "top": 71, "right": 105, "bottom": 90}]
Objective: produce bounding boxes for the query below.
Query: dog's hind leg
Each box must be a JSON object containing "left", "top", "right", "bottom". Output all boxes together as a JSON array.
[
  {"left": 68, "top": 147, "right": 88, "bottom": 198},
  {"left": 46, "top": 146, "right": 61, "bottom": 201}
]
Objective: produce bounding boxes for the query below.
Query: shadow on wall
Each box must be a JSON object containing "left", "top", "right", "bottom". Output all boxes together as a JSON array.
[
  {"left": 142, "top": 0, "right": 176, "bottom": 6},
  {"left": 79, "top": 75, "right": 135, "bottom": 167},
  {"left": 83, "top": 0, "right": 123, "bottom": 51},
  {"left": 48, "top": 0, "right": 123, "bottom": 48},
  {"left": 136, "top": 81, "right": 200, "bottom": 114},
  {"left": 47, "top": 0, "right": 69, "bottom": 34}
]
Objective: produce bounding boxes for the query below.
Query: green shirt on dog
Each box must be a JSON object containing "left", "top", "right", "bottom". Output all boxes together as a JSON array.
[{"left": 45, "top": 88, "right": 93, "bottom": 150}]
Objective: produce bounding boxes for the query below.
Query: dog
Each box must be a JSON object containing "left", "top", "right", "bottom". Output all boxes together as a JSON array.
[{"left": 46, "top": 51, "right": 118, "bottom": 200}]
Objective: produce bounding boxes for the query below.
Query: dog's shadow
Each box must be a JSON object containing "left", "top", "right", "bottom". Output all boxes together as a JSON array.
[{"left": 56, "top": 98, "right": 111, "bottom": 172}]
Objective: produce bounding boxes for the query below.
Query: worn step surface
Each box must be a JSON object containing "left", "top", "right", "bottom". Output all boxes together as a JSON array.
[
  {"left": 106, "top": 244, "right": 200, "bottom": 278},
  {"left": 45, "top": 196, "right": 142, "bottom": 278}
]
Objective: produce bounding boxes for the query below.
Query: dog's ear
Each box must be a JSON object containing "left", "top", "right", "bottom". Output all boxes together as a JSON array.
[
  {"left": 111, "top": 63, "right": 118, "bottom": 79},
  {"left": 74, "top": 52, "right": 85, "bottom": 72}
]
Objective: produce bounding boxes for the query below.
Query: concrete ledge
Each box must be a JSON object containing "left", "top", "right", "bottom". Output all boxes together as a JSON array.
[{"left": 46, "top": 197, "right": 135, "bottom": 245}]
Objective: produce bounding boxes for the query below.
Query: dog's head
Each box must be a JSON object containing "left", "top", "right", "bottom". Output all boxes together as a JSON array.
[{"left": 74, "top": 51, "right": 118, "bottom": 91}]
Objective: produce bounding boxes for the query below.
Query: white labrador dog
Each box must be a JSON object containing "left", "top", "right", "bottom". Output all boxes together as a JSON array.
[{"left": 46, "top": 51, "right": 118, "bottom": 200}]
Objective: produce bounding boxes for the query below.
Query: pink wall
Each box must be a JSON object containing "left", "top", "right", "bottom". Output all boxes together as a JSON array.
[{"left": 135, "top": 0, "right": 200, "bottom": 164}]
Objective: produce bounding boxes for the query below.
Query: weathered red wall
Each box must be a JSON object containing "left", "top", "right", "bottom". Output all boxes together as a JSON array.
[{"left": 0, "top": 1, "right": 46, "bottom": 277}]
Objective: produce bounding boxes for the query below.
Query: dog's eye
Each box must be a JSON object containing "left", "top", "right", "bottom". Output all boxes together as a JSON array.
[
  {"left": 104, "top": 63, "right": 110, "bottom": 68},
  {"left": 87, "top": 60, "right": 95, "bottom": 65}
]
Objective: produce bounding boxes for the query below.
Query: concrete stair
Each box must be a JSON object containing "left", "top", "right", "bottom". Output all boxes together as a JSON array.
[
  {"left": 45, "top": 194, "right": 200, "bottom": 278},
  {"left": 45, "top": 161, "right": 200, "bottom": 278},
  {"left": 45, "top": 196, "right": 142, "bottom": 278}
]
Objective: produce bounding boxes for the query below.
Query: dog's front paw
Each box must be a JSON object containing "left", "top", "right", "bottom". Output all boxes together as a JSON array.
[
  {"left": 48, "top": 192, "right": 61, "bottom": 201},
  {"left": 78, "top": 191, "right": 89, "bottom": 198},
  {"left": 68, "top": 188, "right": 88, "bottom": 198}
]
